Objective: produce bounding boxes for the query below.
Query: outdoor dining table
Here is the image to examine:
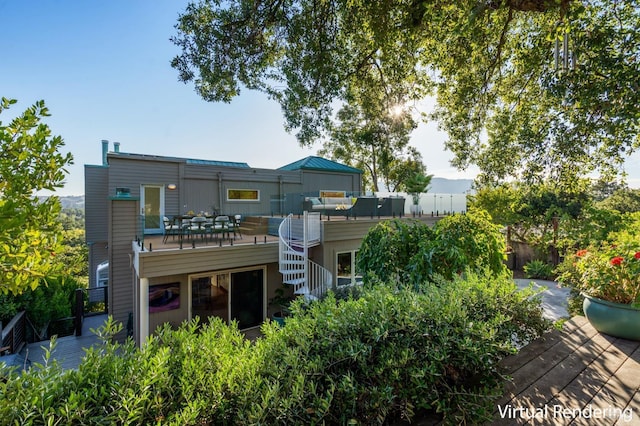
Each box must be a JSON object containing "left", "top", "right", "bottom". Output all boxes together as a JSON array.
[{"left": 170, "top": 215, "right": 232, "bottom": 244}]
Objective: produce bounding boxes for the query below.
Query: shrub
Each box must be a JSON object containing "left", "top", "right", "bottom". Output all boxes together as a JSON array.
[
  {"left": 357, "top": 210, "right": 507, "bottom": 286},
  {"left": 0, "top": 276, "right": 79, "bottom": 331},
  {"left": 0, "top": 275, "right": 550, "bottom": 425},
  {"left": 357, "top": 219, "right": 435, "bottom": 284},
  {"left": 523, "top": 260, "right": 554, "bottom": 280}
]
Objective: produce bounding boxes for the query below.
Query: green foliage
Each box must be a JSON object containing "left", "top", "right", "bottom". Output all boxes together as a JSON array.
[
  {"left": 357, "top": 219, "right": 435, "bottom": 285},
  {"left": 358, "top": 211, "right": 507, "bottom": 286},
  {"left": 429, "top": 211, "right": 507, "bottom": 280},
  {"left": 403, "top": 172, "right": 433, "bottom": 205},
  {"left": 58, "top": 207, "right": 85, "bottom": 230},
  {"left": 0, "top": 98, "right": 73, "bottom": 295},
  {"left": 0, "top": 277, "right": 550, "bottom": 424},
  {"left": 318, "top": 80, "right": 424, "bottom": 192},
  {"left": 0, "top": 276, "right": 79, "bottom": 331},
  {"left": 556, "top": 213, "right": 640, "bottom": 306},
  {"left": 172, "top": 1, "right": 640, "bottom": 186},
  {"left": 523, "top": 260, "right": 554, "bottom": 280},
  {"left": 597, "top": 188, "right": 640, "bottom": 214}
]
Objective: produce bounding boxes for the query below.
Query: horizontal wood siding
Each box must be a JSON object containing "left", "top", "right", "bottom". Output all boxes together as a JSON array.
[
  {"left": 85, "top": 165, "right": 109, "bottom": 242},
  {"left": 88, "top": 242, "right": 108, "bottom": 288},
  {"left": 138, "top": 243, "right": 279, "bottom": 278},
  {"left": 183, "top": 179, "right": 218, "bottom": 214},
  {"left": 109, "top": 199, "right": 139, "bottom": 341},
  {"left": 301, "top": 170, "right": 362, "bottom": 194},
  {"left": 184, "top": 165, "right": 301, "bottom": 184},
  {"left": 108, "top": 157, "right": 181, "bottom": 216}
]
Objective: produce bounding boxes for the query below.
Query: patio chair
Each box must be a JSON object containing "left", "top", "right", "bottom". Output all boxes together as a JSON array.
[
  {"left": 231, "top": 214, "right": 242, "bottom": 239},
  {"left": 162, "top": 216, "right": 181, "bottom": 243},
  {"left": 188, "top": 217, "right": 208, "bottom": 242},
  {"left": 210, "top": 215, "right": 231, "bottom": 242}
]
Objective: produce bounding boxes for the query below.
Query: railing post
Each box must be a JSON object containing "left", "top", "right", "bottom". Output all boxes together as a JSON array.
[
  {"left": 104, "top": 285, "right": 109, "bottom": 314},
  {"left": 75, "top": 288, "right": 84, "bottom": 336}
]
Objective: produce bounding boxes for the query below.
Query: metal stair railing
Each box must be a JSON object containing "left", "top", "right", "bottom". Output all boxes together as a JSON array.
[{"left": 278, "top": 212, "right": 331, "bottom": 299}]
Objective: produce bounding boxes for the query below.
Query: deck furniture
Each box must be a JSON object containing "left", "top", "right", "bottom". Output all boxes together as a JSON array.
[
  {"left": 162, "top": 216, "right": 181, "bottom": 243},
  {"left": 377, "top": 197, "right": 405, "bottom": 217},
  {"left": 349, "top": 197, "right": 380, "bottom": 217},
  {"left": 211, "top": 215, "right": 231, "bottom": 241}
]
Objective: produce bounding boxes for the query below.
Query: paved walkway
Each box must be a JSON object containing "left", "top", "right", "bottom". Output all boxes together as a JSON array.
[{"left": 514, "top": 278, "right": 571, "bottom": 322}]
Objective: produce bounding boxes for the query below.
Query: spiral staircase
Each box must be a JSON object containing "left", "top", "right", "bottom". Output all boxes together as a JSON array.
[{"left": 278, "top": 212, "right": 332, "bottom": 300}]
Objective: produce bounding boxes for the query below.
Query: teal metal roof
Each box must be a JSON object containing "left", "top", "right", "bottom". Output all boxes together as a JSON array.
[{"left": 278, "top": 156, "right": 362, "bottom": 174}]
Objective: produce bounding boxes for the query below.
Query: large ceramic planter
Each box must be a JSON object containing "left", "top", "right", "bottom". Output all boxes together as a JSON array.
[{"left": 583, "top": 294, "right": 640, "bottom": 341}]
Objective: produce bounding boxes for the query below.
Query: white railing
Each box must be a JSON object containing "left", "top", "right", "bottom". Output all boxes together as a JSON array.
[{"left": 278, "top": 212, "right": 331, "bottom": 299}]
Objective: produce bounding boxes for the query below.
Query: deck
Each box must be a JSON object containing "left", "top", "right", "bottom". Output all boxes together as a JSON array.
[
  {"left": 17, "top": 314, "right": 109, "bottom": 371},
  {"left": 492, "top": 316, "right": 640, "bottom": 425}
]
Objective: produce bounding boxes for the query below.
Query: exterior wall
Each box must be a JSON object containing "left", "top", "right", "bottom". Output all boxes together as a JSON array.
[
  {"left": 141, "top": 263, "right": 282, "bottom": 337},
  {"left": 321, "top": 217, "right": 441, "bottom": 288},
  {"left": 147, "top": 274, "right": 189, "bottom": 335},
  {"left": 85, "top": 165, "right": 109, "bottom": 243},
  {"left": 137, "top": 243, "right": 279, "bottom": 278},
  {"left": 88, "top": 242, "right": 108, "bottom": 288},
  {"left": 109, "top": 198, "right": 139, "bottom": 341},
  {"left": 108, "top": 156, "right": 180, "bottom": 201},
  {"left": 301, "top": 170, "right": 362, "bottom": 195}
]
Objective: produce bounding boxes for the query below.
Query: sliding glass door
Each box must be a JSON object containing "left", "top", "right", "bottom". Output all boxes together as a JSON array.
[{"left": 190, "top": 267, "right": 265, "bottom": 329}]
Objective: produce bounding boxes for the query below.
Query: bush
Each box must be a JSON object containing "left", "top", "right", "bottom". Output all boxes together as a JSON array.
[
  {"left": 357, "top": 211, "right": 507, "bottom": 286},
  {"left": 0, "top": 276, "right": 79, "bottom": 332},
  {"left": 0, "top": 275, "right": 550, "bottom": 425},
  {"left": 523, "top": 260, "right": 554, "bottom": 280}
]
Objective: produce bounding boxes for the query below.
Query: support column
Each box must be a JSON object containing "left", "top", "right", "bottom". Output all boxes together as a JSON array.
[{"left": 139, "top": 277, "right": 149, "bottom": 345}]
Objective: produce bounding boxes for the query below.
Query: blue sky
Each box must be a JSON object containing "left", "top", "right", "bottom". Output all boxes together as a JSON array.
[{"left": 1, "top": 1, "right": 638, "bottom": 195}]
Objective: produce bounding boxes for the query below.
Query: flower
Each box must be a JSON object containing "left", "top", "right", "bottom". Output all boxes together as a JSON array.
[
  {"left": 558, "top": 235, "right": 640, "bottom": 306},
  {"left": 610, "top": 256, "right": 624, "bottom": 266}
]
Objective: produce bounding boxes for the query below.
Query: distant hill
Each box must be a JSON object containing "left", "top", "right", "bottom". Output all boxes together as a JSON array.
[
  {"left": 38, "top": 195, "right": 85, "bottom": 209},
  {"left": 428, "top": 177, "right": 474, "bottom": 194}
]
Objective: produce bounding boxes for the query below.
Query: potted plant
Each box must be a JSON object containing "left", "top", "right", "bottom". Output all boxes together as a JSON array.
[
  {"left": 557, "top": 229, "right": 640, "bottom": 341},
  {"left": 404, "top": 172, "right": 432, "bottom": 215},
  {"left": 269, "top": 285, "right": 293, "bottom": 326}
]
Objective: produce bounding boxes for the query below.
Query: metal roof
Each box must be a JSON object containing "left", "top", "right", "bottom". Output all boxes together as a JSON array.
[
  {"left": 278, "top": 156, "right": 362, "bottom": 174},
  {"left": 107, "top": 152, "right": 250, "bottom": 168},
  {"left": 185, "top": 159, "right": 250, "bottom": 168}
]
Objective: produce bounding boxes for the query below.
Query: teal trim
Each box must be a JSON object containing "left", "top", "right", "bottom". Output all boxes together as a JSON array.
[
  {"left": 278, "top": 156, "right": 362, "bottom": 173},
  {"left": 109, "top": 196, "right": 140, "bottom": 201}
]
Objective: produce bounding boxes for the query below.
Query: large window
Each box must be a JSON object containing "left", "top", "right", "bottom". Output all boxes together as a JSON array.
[
  {"left": 190, "top": 266, "right": 266, "bottom": 329},
  {"left": 336, "top": 250, "right": 362, "bottom": 287},
  {"left": 227, "top": 189, "right": 260, "bottom": 201}
]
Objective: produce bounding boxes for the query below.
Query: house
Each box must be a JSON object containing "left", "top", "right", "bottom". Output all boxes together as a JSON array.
[{"left": 85, "top": 141, "right": 434, "bottom": 345}]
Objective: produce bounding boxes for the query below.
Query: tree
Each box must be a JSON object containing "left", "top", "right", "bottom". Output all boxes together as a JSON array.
[
  {"left": 0, "top": 98, "right": 73, "bottom": 295},
  {"left": 317, "top": 86, "right": 423, "bottom": 191},
  {"left": 172, "top": 1, "right": 640, "bottom": 186},
  {"left": 403, "top": 172, "right": 433, "bottom": 209}
]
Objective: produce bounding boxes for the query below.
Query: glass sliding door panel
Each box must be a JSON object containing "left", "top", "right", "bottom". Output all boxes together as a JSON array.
[
  {"left": 230, "top": 269, "right": 264, "bottom": 329},
  {"left": 141, "top": 185, "right": 163, "bottom": 234}
]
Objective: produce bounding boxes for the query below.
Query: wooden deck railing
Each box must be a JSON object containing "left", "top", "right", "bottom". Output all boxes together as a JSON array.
[{"left": 1, "top": 311, "right": 27, "bottom": 355}]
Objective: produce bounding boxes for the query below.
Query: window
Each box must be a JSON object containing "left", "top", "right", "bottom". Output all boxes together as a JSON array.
[
  {"left": 227, "top": 189, "right": 260, "bottom": 201},
  {"left": 320, "top": 190, "right": 346, "bottom": 198},
  {"left": 336, "top": 250, "right": 362, "bottom": 287}
]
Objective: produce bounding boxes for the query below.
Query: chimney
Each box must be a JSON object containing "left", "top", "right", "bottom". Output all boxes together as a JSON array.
[
  {"left": 101, "top": 140, "right": 109, "bottom": 165},
  {"left": 114, "top": 142, "right": 120, "bottom": 153}
]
